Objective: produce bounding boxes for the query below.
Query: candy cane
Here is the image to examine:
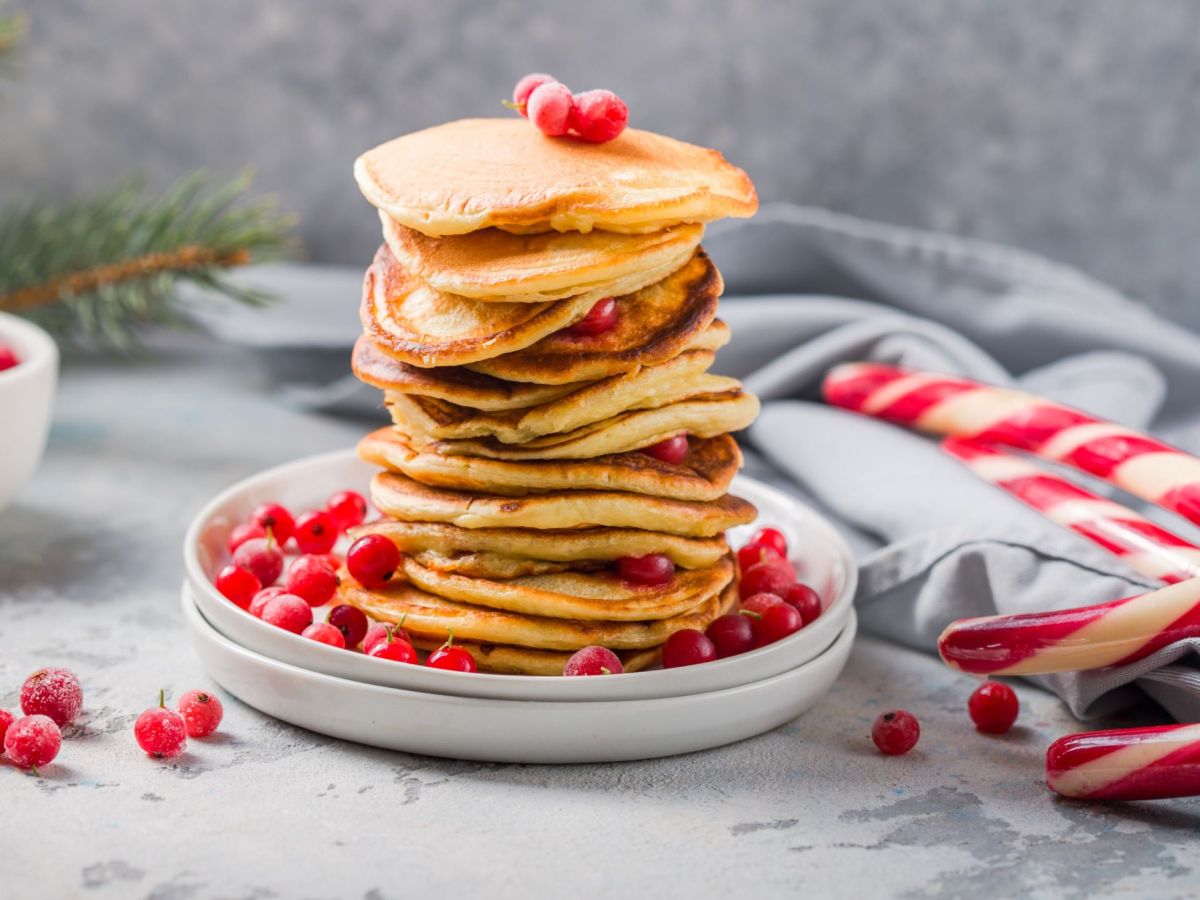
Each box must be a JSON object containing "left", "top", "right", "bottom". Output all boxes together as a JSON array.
[
  {"left": 1046, "top": 723, "right": 1200, "bottom": 801},
  {"left": 942, "top": 438, "right": 1200, "bottom": 585},
  {"left": 824, "top": 363, "right": 1200, "bottom": 530}
]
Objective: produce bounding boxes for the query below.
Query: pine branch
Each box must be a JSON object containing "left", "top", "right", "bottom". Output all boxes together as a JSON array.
[{"left": 0, "top": 172, "right": 298, "bottom": 350}]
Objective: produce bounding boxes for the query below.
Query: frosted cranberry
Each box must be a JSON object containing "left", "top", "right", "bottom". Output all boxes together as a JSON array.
[
  {"left": 327, "top": 490, "right": 368, "bottom": 532},
  {"left": 643, "top": 434, "right": 689, "bottom": 465},
  {"left": 250, "top": 503, "right": 295, "bottom": 545},
  {"left": 706, "top": 614, "right": 756, "bottom": 658},
  {"left": 617, "top": 553, "right": 674, "bottom": 586},
  {"left": 563, "top": 646, "right": 624, "bottom": 676},
  {"left": 512, "top": 72, "right": 558, "bottom": 116},
  {"left": 248, "top": 586, "right": 286, "bottom": 618},
  {"left": 872, "top": 710, "right": 920, "bottom": 756},
  {"left": 741, "top": 591, "right": 784, "bottom": 616},
  {"left": 968, "top": 682, "right": 1019, "bottom": 734},
  {"left": 0, "top": 344, "right": 18, "bottom": 371},
  {"left": 427, "top": 636, "right": 477, "bottom": 673},
  {"left": 177, "top": 690, "right": 223, "bottom": 738},
  {"left": 739, "top": 560, "right": 794, "bottom": 601},
  {"left": 756, "top": 603, "right": 804, "bottom": 646},
  {"left": 20, "top": 667, "right": 83, "bottom": 726},
  {"left": 527, "top": 81, "right": 574, "bottom": 136},
  {"left": 328, "top": 604, "right": 370, "bottom": 648},
  {"left": 134, "top": 691, "right": 187, "bottom": 759},
  {"left": 285, "top": 554, "right": 340, "bottom": 607},
  {"left": 4, "top": 715, "right": 61, "bottom": 771},
  {"left": 0, "top": 709, "right": 13, "bottom": 746},
  {"left": 785, "top": 583, "right": 822, "bottom": 625},
  {"left": 302, "top": 622, "right": 347, "bottom": 649},
  {"left": 748, "top": 527, "right": 788, "bottom": 558},
  {"left": 567, "top": 297, "right": 618, "bottom": 336},
  {"left": 215, "top": 564, "right": 261, "bottom": 609},
  {"left": 568, "top": 89, "right": 628, "bottom": 143},
  {"left": 363, "top": 621, "right": 406, "bottom": 656},
  {"left": 347, "top": 534, "right": 402, "bottom": 588},
  {"left": 261, "top": 594, "right": 313, "bottom": 634},
  {"left": 294, "top": 510, "right": 337, "bottom": 555},
  {"left": 227, "top": 522, "right": 266, "bottom": 554},
  {"left": 662, "top": 629, "right": 718, "bottom": 668},
  {"left": 231, "top": 538, "right": 283, "bottom": 587}
]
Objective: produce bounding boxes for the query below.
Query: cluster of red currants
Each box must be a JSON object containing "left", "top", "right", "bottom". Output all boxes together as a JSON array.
[{"left": 509, "top": 73, "right": 629, "bottom": 144}]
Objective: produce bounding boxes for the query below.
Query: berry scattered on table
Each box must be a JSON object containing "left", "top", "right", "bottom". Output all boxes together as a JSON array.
[
  {"left": 755, "top": 603, "right": 804, "bottom": 647},
  {"left": 367, "top": 625, "right": 418, "bottom": 664},
  {"left": 662, "top": 629, "right": 718, "bottom": 668},
  {"left": 302, "top": 622, "right": 347, "bottom": 649},
  {"left": 19, "top": 667, "right": 83, "bottom": 726},
  {"left": 327, "top": 490, "right": 368, "bottom": 533},
  {"left": 215, "top": 564, "right": 262, "bottom": 609},
  {"left": 427, "top": 634, "right": 477, "bottom": 673},
  {"left": 511, "top": 72, "right": 557, "bottom": 117},
  {"left": 134, "top": 690, "right": 187, "bottom": 759},
  {"left": 617, "top": 553, "right": 675, "bottom": 586},
  {"left": 177, "top": 690, "right": 223, "bottom": 738},
  {"left": 0, "top": 342, "right": 19, "bottom": 372},
  {"left": 347, "top": 534, "right": 401, "bottom": 589},
  {"left": 285, "top": 554, "right": 340, "bottom": 607},
  {"left": 250, "top": 502, "right": 296, "bottom": 545},
  {"left": 261, "top": 594, "right": 314, "bottom": 634},
  {"left": 294, "top": 510, "right": 338, "bottom": 555},
  {"left": 4, "top": 715, "right": 61, "bottom": 772},
  {"left": 872, "top": 710, "right": 920, "bottom": 756},
  {"left": 328, "top": 604, "right": 370, "bottom": 649},
  {"left": 0, "top": 708, "right": 13, "bottom": 746},
  {"left": 643, "top": 433, "right": 689, "bottom": 465},
  {"left": 968, "top": 681, "right": 1019, "bottom": 734},
  {"left": 227, "top": 522, "right": 266, "bottom": 554},
  {"left": 232, "top": 537, "right": 284, "bottom": 587},
  {"left": 568, "top": 89, "right": 629, "bottom": 144},
  {"left": 566, "top": 297, "right": 618, "bottom": 337},
  {"left": 785, "top": 583, "right": 822, "bottom": 625},
  {"left": 526, "top": 81, "right": 575, "bottom": 137},
  {"left": 563, "top": 646, "right": 624, "bottom": 676},
  {"left": 249, "top": 586, "right": 286, "bottom": 618},
  {"left": 706, "top": 613, "right": 757, "bottom": 658}
]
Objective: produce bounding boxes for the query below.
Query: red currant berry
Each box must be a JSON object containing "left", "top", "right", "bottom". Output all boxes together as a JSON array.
[
  {"left": 227, "top": 522, "right": 266, "bottom": 554},
  {"left": 250, "top": 502, "right": 295, "bottom": 545},
  {"left": 285, "top": 554, "right": 340, "bottom": 607},
  {"left": 643, "top": 433, "right": 689, "bottom": 465},
  {"left": 177, "top": 690, "right": 223, "bottom": 738},
  {"left": 0, "top": 709, "right": 13, "bottom": 746},
  {"left": 741, "top": 591, "right": 784, "bottom": 616},
  {"left": 248, "top": 586, "right": 286, "bottom": 618},
  {"left": 705, "top": 613, "right": 756, "bottom": 658},
  {"left": 568, "top": 89, "right": 628, "bottom": 143},
  {"left": 527, "top": 81, "right": 574, "bottom": 136},
  {"left": 321, "top": 553, "right": 345, "bottom": 571},
  {"left": 748, "top": 527, "right": 788, "bottom": 559},
  {"left": 563, "top": 645, "right": 624, "bottom": 676},
  {"left": 739, "top": 560, "right": 794, "bottom": 601},
  {"left": 327, "top": 490, "right": 368, "bottom": 532},
  {"left": 968, "top": 681, "right": 1019, "bottom": 734},
  {"left": 363, "top": 621, "right": 407, "bottom": 655},
  {"left": 302, "top": 622, "right": 347, "bottom": 649},
  {"left": 231, "top": 537, "right": 283, "bottom": 587},
  {"left": 215, "top": 564, "right": 262, "bottom": 609},
  {"left": 785, "top": 583, "right": 822, "bottom": 625},
  {"left": 427, "top": 635, "right": 477, "bottom": 673},
  {"left": 756, "top": 603, "right": 804, "bottom": 646},
  {"left": 4, "top": 714, "right": 61, "bottom": 771},
  {"left": 328, "top": 604, "right": 370, "bottom": 648},
  {"left": 872, "top": 710, "right": 920, "bottom": 756},
  {"left": 293, "top": 510, "right": 338, "bottom": 555},
  {"left": 19, "top": 667, "right": 83, "bottom": 727},
  {"left": 736, "top": 542, "right": 783, "bottom": 572},
  {"left": 261, "top": 593, "right": 314, "bottom": 634},
  {"left": 134, "top": 690, "right": 187, "bottom": 759},
  {"left": 567, "top": 297, "right": 618, "bottom": 337},
  {"left": 368, "top": 630, "right": 418, "bottom": 664},
  {"left": 0, "top": 343, "right": 19, "bottom": 371},
  {"left": 512, "top": 72, "right": 558, "bottom": 116},
  {"left": 662, "top": 629, "right": 718, "bottom": 668},
  {"left": 347, "top": 534, "right": 401, "bottom": 589},
  {"left": 617, "top": 553, "right": 674, "bottom": 586}
]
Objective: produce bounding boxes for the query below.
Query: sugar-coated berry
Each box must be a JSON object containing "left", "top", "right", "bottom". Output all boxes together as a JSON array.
[
  {"left": 177, "top": 690, "right": 223, "bottom": 738},
  {"left": 617, "top": 553, "right": 675, "bottom": 586},
  {"left": 0, "top": 343, "right": 19, "bottom": 372},
  {"left": 215, "top": 564, "right": 262, "bottom": 609},
  {"left": 248, "top": 586, "right": 286, "bottom": 618},
  {"left": 0, "top": 708, "right": 13, "bottom": 746},
  {"left": 527, "top": 81, "right": 574, "bottom": 137},
  {"left": 347, "top": 534, "right": 401, "bottom": 589},
  {"left": 4, "top": 715, "right": 61, "bottom": 771},
  {"left": 706, "top": 613, "right": 757, "bottom": 658},
  {"left": 739, "top": 560, "right": 794, "bottom": 601},
  {"left": 567, "top": 297, "right": 618, "bottom": 336},
  {"left": 748, "top": 527, "right": 788, "bottom": 559},
  {"left": 426, "top": 635, "right": 477, "bottom": 673},
  {"left": 368, "top": 628, "right": 418, "bottom": 664},
  {"left": 261, "top": 594, "right": 314, "bottom": 634},
  {"left": 293, "top": 510, "right": 338, "bottom": 555},
  {"left": 302, "top": 622, "right": 347, "bottom": 649},
  {"left": 227, "top": 522, "right": 266, "bottom": 554},
  {"left": 232, "top": 537, "right": 284, "bottom": 587},
  {"left": 662, "top": 629, "right": 718, "bottom": 668},
  {"left": 363, "top": 621, "right": 406, "bottom": 656},
  {"left": 785, "top": 583, "right": 822, "bottom": 625},
  {"left": 19, "top": 667, "right": 83, "bottom": 726},
  {"left": 756, "top": 603, "right": 804, "bottom": 646},
  {"left": 872, "top": 710, "right": 920, "bottom": 756},
  {"left": 327, "top": 490, "right": 368, "bottom": 532},
  {"left": 134, "top": 691, "right": 187, "bottom": 759},
  {"left": 563, "top": 645, "right": 624, "bottom": 676},
  {"left": 250, "top": 502, "right": 295, "bottom": 545},
  {"left": 512, "top": 72, "right": 558, "bottom": 116},
  {"left": 568, "top": 89, "right": 629, "bottom": 143},
  {"left": 968, "top": 681, "right": 1019, "bottom": 734},
  {"left": 328, "top": 604, "right": 370, "bottom": 648},
  {"left": 285, "top": 554, "right": 340, "bottom": 607},
  {"left": 741, "top": 591, "right": 785, "bottom": 615},
  {"left": 643, "top": 434, "right": 689, "bottom": 465}
]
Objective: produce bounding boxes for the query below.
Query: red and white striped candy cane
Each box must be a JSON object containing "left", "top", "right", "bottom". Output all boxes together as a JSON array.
[
  {"left": 1046, "top": 723, "right": 1200, "bottom": 801},
  {"left": 823, "top": 362, "right": 1200, "bottom": 529},
  {"left": 942, "top": 438, "right": 1200, "bottom": 585}
]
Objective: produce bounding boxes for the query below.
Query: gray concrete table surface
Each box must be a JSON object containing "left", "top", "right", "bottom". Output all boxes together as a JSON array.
[{"left": 3, "top": 340, "right": 1198, "bottom": 900}]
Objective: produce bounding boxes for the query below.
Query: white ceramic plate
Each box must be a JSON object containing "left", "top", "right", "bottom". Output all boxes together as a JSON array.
[
  {"left": 183, "top": 449, "right": 857, "bottom": 701},
  {"left": 184, "top": 588, "right": 857, "bottom": 763}
]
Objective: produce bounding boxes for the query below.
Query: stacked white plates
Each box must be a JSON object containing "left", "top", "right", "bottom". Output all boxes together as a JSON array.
[{"left": 183, "top": 450, "right": 858, "bottom": 763}]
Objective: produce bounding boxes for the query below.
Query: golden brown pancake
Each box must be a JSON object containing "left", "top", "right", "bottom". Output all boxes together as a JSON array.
[
  {"left": 409, "top": 550, "right": 580, "bottom": 579},
  {"left": 466, "top": 250, "right": 723, "bottom": 384},
  {"left": 382, "top": 213, "right": 704, "bottom": 302},
  {"left": 370, "top": 471, "right": 757, "bottom": 537},
  {"left": 354, "top": 119, "right": 758, "bottom": 237},
  {"left": 357, "top": 427, "right": 742, "bottom": 502},
  {"left": 405, "top": 636, "right": 661, "bottom": 676}
]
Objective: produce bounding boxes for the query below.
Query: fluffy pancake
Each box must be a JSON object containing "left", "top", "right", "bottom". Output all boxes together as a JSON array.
[
  {"left": 382, "top": 213, "right": 704, "bottom": 303},
  {"left": 466, "top": 250, "right": 722, "bottom": 384},
  {"left": 339, "top": 577, "right": 738, "bottom": 652},
  {"left": 354, "top": 119, "right": 758, "bottom": 237},
  {"left": 424, "top": 391, "right": 761, "bottom": 461},
  {"left": 370, "top": 471, "right": 757, "bottom": 536},
  {"left": 410, "top": 550, "right": 579, "bottom": 578},
  {"left": 352, "top": 519, "right": 729, "bottom": 569},
  {"left": 399, "top": 553, "right": 734, "bottom": 621},
  {"left": 357, "top": 427, "right": 742, "bottom": 502},
  {"left": 405, "top": 636, "right": 661, "bottom": 676},
  {"left": 360, "top": 244, "right": 597, "bottom": 367}
]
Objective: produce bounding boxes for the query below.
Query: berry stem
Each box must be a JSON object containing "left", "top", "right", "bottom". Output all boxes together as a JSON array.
[{"left": 158, "top": 688, "right": 166, "bottom": 709}]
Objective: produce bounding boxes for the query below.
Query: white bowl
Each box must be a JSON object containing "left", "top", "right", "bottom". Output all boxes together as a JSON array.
[
  {"left": 184, "top": 588, "right": 857, "bottom": 763},
  {"left": 183, "top": 449, "right": 857, "bottom": 701},
  {"left": 0, "top": 312, "right": 58, "bottom": 511}
]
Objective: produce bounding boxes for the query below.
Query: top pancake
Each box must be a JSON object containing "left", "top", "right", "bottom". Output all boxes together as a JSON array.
[{"left": 354, "top": 119, "right": 758, "bottom": 237}]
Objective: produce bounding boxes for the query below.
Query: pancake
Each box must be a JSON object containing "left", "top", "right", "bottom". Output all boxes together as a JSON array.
[
  {"left": 357, "top": 427, "right": 742, "bottom": 501},
  {"left": 370, "top": 471, "right": 757, "bottom": 536},
  {"left": 465, "top": 250, "right": 722, "bottom": 384},
  {"left": 360, "top": 244, "right": 597, "bottom": 367},
  {"left": 406, "top": 636, "right": 661, "bottom": 676},
  {"left": 410, "top": 550, "right": 580, "bottom": 578},
  {"left": 382, "top": 213, "right": 704, "bottom": 303},
  {"left": 354, "top": 119, "right": 758, "bottom": 237},
  {"left": 352, "top": 519, "right": 730, "bottom": 569},
  {"left": 424, "top": 391, "right": 761, "bottom": 461},
  {"left": 385, "top": 352, "right": 738, "bottom": 444},
  {"left": 339, "top": 577, "right": 739, "bottom": 652},
  {"left": 399, "top": 553, "right": 734, "bottom": 621}
]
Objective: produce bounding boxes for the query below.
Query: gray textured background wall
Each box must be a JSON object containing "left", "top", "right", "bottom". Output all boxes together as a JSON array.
[{"left": 5, "top": 0, "right": 1200, "bottom": 328}]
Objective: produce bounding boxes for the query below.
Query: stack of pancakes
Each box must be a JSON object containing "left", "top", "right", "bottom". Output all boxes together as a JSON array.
[{"left": 340, "top": 118, "right": 760, "bottom": 674}]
